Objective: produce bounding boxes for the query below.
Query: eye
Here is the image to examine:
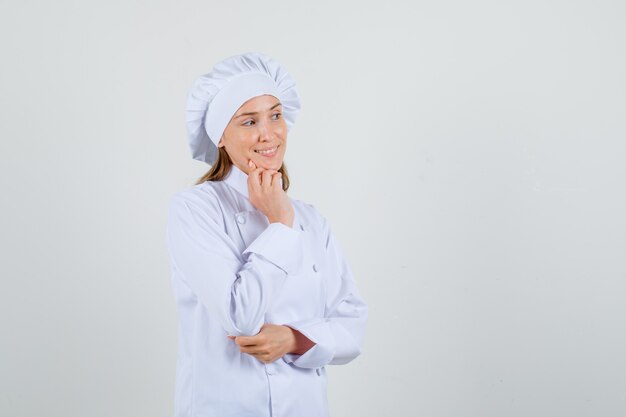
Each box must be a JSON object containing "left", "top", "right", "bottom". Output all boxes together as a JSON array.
[
  {"left": 271, "top": 112, "right": 282, "bottom": 120},
  {"left": 242, "top": 119, "right": 255, "bottom": 126}
]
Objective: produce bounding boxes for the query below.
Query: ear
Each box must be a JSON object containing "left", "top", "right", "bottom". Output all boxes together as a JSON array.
[{"left": 217, "top": 135, "right": 224, "bottom": 148}]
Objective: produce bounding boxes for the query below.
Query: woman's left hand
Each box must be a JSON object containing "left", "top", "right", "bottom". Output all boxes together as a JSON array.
[{"left": 228, "top": 323, "right": 298, "bottom": 364}]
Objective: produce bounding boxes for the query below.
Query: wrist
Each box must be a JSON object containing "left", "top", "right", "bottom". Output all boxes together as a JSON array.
[
  {"left": 269, "top": 217, "right": 294, "bottom": 228},
  {"left": 286, "top": 326, "right": 315, "bottom": 355}
]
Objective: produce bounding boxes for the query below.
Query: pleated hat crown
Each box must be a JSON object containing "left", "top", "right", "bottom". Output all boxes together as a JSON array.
[{"left": 185, "top": 52, "right": 301, "bottom": 165}]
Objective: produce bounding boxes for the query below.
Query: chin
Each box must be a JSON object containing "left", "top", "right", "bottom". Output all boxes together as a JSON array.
[
  {"left": 266, "top": 163, "right": 283, "bottom": 171},
  {"left": 255, "top": 159, "right": 283, "bottom": 171}
]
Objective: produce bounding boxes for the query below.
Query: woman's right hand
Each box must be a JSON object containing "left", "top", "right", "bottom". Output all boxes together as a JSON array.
[{"left": 247, "top": 160, "right": 295, "bottom": 228}]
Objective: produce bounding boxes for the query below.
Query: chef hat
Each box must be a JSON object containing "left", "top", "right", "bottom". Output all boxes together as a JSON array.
[{"left": 185, "top": 52, "right": 301, "bottom": 165}]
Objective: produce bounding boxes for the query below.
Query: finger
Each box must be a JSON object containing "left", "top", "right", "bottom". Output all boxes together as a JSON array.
[
  {"left": 255, "top": 355, "right": 270, "bottom": 364},
  {"left": 257, "top": 353, "right": 273, "bottom": 363},
  {"left": 243, "top": 350, "right": 273, "bottom": 363},
  {"left": 272, "top": 172, "right": 282, "bottom": 189},
  {"left": 243, "top": 347, "right": 269, "bottom": 355},
  {"left": 235, "top": 336, "right": 258, "bottom": 346},
  {"left": 239, "top": 346, "right": 256, "bottom": 354},
  {"left": 261, "top": 170, "right": 276, "bottom": 189},
  {"left": 240, "top": 346, "right": 268, "bottom": 355},
  {"left": 247, "top": 165, "right": 264, "bottom": 190},
  {"left": 248, "top": 159, "right": 257, "bottom": 170},
  {"left": 249, "top": 353, "right": 269, "bottom": 364}
]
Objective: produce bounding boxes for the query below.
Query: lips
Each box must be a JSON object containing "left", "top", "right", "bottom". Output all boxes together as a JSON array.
[{"left": 254, "top": 144, "right": 279, "bottom": 156}]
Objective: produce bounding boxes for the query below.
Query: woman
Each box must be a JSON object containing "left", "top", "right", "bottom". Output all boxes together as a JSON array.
[{"left": 166, "top": 52, "right": 368, "bottom": 417}]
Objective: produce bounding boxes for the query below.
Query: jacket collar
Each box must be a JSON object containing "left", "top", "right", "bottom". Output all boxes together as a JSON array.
[
  {"left": 223, "top": 164, "right": 283, "bottom": 200},
  {"left": 223, "top": 164, "right": 250, "bottom": 199}
]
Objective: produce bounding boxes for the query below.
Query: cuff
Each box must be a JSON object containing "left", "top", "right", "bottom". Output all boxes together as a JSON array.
[
  {"left": 282, "top": 318, "right": 336, "bottom": 368},
  {"left": 242, "top": 222, "right": 304, "bottom": 275}
]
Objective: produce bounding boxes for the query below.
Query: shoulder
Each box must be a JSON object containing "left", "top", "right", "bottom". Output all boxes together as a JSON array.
[{"left": 167, "top": 181, "right": 225, "bottom": 219}]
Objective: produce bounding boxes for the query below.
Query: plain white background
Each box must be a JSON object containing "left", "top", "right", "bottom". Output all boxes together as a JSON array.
[{"left": 1, "top": 1, "right": 625, "bottom": 416}]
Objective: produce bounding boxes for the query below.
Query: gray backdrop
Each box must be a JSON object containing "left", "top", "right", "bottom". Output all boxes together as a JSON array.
[{"left": 1, "top": 1, "right": 625, "bottom": 416}]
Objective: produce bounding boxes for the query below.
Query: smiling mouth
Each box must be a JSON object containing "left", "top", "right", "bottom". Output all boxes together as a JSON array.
[{"left": 254, "top": 145, "right": 279, "bottom": 155}]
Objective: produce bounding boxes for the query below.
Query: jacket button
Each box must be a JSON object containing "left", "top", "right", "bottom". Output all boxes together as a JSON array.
[
  {"left": 300, "top": 224, "right": 305, "bottom": 231},
  {"left": 312, "top": 263, "right": 318, "bottom": 272},
  {"left": 266, "top": 363, "right": 276, "bottom": 375},
  {"left": 316, "top": 368, "right": 321, "bottom": 376},
  {"left": 237, "top": 215, "right": 246, "bottom": 224}
]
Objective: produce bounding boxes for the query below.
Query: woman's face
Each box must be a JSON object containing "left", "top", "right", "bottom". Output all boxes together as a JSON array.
[{"left": 218, "top": 94, "right": 287, "bottom": 174}]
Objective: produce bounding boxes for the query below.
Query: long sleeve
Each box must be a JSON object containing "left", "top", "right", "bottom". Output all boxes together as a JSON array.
[
  {"left": 283, "top": 217, "right": 368, "bottom": 369},
  {"left": 166, "top": 194, "right": 303, "bottom": 336}
]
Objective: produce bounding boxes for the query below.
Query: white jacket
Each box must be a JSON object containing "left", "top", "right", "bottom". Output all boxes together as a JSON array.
[{"left": 165, "top": 164, "right": 368, "bottom": 417}]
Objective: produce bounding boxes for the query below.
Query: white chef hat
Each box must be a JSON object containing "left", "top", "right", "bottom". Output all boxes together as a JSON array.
[{"left": 185, "top": 52, "right": 301, "bottom": 165}]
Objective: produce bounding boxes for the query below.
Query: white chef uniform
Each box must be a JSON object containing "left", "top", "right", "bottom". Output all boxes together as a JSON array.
[{"left": 165, "top": 163, "right": 368, "bottom": 417}]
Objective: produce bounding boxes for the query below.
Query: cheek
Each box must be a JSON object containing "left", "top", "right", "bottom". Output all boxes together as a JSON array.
[
  {"left": 278, "top": 123, "right": 288, "bottom": 136},
  {"left": 274, "top": 131, "right": 287, "bottom": 146},
  {"left": 225, "top": 141, "right": 252, "bottom": 161},
  {"left": 237, "top": 136, "right": 257, "bottom": 152}
]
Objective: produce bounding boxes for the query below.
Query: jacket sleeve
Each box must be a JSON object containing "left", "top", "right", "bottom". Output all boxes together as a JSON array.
[
  {"left": 166, "top": 193, "right": 303, "bottom": 337},
  {"left": 282, "top": 216, "right": 368, "bottom": 369}
]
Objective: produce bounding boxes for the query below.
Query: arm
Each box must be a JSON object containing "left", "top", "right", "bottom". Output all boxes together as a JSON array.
[
  {"left": 166, "top": 194, "right": 303, "bottom": 336},
  {"left": 282, "top": 217, "right": 368, "bottom": 368}
]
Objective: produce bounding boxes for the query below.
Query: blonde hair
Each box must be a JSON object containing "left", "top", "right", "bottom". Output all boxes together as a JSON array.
[{"left": 195, "top": 146, "right": 291, "bottom": 192}]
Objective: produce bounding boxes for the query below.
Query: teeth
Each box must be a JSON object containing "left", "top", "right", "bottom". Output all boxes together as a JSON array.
[{"left": 255, "top": 147, "right": 277, "bottom": 155}]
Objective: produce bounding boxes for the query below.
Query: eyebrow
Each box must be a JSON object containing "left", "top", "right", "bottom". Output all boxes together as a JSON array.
[{"left": 234, "top": 102, "right": 282, "bottom": 119}]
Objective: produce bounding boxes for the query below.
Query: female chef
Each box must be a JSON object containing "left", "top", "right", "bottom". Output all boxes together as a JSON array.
[{"left": 165, "top": 52, "right": 368, "bottom": 417}]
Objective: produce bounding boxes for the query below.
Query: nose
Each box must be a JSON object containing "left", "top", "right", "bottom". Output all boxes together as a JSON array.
[{"left": 257, "top": 120, "right": 273, "bottom": 142}]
